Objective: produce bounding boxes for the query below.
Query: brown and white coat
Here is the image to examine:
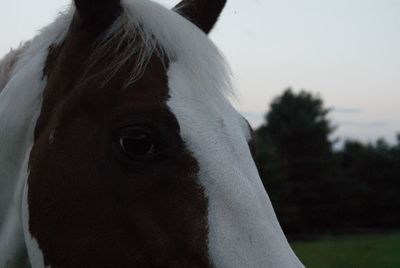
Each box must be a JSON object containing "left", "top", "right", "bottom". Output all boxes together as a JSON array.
[{"left": 0, "top": 0, "right": 303, "bottom": 267}]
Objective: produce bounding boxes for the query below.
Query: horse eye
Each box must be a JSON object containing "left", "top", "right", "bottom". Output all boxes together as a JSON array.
[{"left": 119, "top": 133, "right": 157, "bottom": 159}]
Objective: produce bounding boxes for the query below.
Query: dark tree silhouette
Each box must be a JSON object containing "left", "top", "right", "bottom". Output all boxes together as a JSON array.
[
  {"left": 255, "top": 89, "right": 335, "bottom": 235},
  {"left": 255, "top": 88, "right": 400, "bottom": 237},
  {"left": 337, "top": 138, "right": 400, "bottom": 229}
]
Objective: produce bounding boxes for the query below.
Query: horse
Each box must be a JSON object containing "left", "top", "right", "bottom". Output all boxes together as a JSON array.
[{"left": 0, "top": 0, "right": 304, "bottom": 267}]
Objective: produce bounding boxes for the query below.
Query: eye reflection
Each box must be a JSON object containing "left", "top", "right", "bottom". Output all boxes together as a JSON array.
[{"left": 119, "top": 133, "right": 156, "bottom": 158}]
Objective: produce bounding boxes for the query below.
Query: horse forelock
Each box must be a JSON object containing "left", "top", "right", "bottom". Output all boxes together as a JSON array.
[{"left": 79, "top": 0, "right": 234, "bottom": 100}]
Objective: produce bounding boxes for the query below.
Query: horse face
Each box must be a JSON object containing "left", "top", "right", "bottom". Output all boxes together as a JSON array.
[
  {"left": 24, "top": 0, "right": 303, "bottom": 267},
  {"left": 27, "top": 16, "right": 212, "bottom": 268}
]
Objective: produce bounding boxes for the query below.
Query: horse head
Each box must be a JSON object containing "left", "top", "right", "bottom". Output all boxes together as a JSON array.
[{"left": 0, "top": 0, "right": 303, "bottom": 267}]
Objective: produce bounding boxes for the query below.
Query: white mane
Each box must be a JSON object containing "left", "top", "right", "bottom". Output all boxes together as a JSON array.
[{"left": 0, "top": 43, "right": 31, "bottom": 93}]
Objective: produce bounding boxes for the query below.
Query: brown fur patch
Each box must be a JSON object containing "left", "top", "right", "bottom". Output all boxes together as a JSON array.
[{"left": 28, "top": 13, "right": 211, "bottom": 268}]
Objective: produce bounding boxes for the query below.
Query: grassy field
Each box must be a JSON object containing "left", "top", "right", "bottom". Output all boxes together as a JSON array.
[{"left": 291, "top": 233, "right": 400, "bottom": 268}]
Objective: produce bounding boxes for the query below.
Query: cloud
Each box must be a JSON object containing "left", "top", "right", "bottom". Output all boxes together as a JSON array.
[
  {"left": 336, "top": 120, "right": 389, "bottom": 128},
  {"left": 332, "top": 108, "right": 363, "bottom": 114}
]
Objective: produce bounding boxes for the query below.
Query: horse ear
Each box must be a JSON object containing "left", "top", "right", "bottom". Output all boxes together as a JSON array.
[
  {"left": 174, "top": 0, "right": 227, "bottom": 34},
  {"left": 74, "top": 0, "right": 122, "bottom": 33}
]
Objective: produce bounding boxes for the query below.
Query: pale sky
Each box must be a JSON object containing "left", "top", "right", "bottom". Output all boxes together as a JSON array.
[{"left": 1, "top": 0, "right": 399, "bottom": 144}]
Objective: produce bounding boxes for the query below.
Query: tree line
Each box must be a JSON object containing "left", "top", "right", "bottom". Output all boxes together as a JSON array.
[{"left": 255, "top": 89, "right": 400, "bottom": 238}]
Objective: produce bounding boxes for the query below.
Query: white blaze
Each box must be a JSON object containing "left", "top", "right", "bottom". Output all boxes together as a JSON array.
[
  {"left": 121, "top": 0, "right": 303, "bottom": 266},
  {"left": 167, "top": 62, "right": 303, "bottom": 267}
]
